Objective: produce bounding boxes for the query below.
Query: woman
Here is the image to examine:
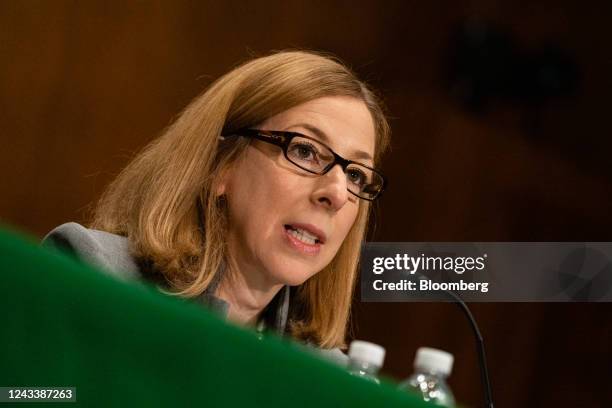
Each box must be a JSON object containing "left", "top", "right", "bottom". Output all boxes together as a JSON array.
[{"left": 44, "top": 50, "right": 390, "bottom": 362}]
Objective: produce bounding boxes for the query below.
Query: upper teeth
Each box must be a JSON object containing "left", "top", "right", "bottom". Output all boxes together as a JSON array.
[{"left": 288, "top": 227, "right": 319, "bottom": 245}]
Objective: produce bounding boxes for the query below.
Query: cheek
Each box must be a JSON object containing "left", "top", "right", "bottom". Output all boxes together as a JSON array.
[
  {"left": 225, "top": 160, "right": 266, "bottom": 233},
  {"left": 332, "top": 204, "right": 361, "bottom": 248},
  {"left": 225, "top": 154, "right": 299, "bottom": 236}
]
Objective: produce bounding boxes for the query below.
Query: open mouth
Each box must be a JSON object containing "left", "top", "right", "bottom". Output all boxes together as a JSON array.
[{"left": 284, "top": 225, "right": 322, "bottom": 245}]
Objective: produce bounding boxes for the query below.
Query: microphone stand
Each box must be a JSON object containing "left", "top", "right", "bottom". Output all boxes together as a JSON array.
[{"left": 437, "top": 288, "right": 494, "bottom": 408}]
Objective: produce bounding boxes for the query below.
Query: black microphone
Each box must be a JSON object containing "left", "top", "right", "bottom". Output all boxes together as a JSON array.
[
  {"left": 414, "top": 273, "right": 494, "bottom": 408},
  {"left": 440, "top": 288, "right": 494, "bottom": 408}
]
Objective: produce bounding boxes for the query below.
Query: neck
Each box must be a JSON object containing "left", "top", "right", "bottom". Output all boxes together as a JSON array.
[{"left": 214, "top": 260, "right": 284, "bottom": 327}]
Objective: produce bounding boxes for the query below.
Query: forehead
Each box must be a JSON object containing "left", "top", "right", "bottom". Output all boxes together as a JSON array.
[{"left": 259, "top": 96, "right": 376, "bottom": 164}]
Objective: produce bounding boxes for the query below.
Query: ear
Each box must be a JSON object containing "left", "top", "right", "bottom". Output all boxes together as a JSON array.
[{"left": 214, "top": 166, "right": 232, "bottom": 197}]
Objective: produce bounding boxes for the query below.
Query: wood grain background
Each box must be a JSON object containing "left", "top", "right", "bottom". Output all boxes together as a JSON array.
[{"left": 1, "top": 1, "right": 611, "bottom": 406}]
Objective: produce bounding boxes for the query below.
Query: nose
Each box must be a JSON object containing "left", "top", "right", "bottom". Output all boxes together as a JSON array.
[{"left": 311, "top": 164, "right": 350, "bottom": 211}]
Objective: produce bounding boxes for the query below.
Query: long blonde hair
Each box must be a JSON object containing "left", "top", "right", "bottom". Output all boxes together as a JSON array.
[{"left": 91, "top": 50, "right": 390, "bottom": 348}]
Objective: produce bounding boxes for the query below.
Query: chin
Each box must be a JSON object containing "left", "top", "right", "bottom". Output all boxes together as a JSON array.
[
  {"left": 267, "top": 261, "right": 320, "bottom": 287},
  {"left": 276, "top": 271, "right": 315, "bottom": 287}
]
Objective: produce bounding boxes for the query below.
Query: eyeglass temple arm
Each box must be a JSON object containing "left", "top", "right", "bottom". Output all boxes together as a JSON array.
[{"left": 219, "top": 130, "right": 287, "bottom": 147}]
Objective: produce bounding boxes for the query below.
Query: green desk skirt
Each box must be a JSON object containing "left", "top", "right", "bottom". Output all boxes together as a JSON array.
[{"left": 0, "top": 227, "right": 431, "bottom": 407}]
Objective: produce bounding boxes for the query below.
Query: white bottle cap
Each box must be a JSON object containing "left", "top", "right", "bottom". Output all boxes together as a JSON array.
[
  {"left": 348, "top": 340, "right": 386, "bottom": 367},
  {"left": 414, "top": 347, "right": 454, "bottom": 376}
]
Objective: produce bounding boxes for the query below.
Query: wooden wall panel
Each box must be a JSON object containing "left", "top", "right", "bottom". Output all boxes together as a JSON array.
[{"left": 2, "top": 1, "right": 610, "bottom": 406}]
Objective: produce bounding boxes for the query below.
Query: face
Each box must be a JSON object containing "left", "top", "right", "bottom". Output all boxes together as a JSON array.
[{"left": 219, "top": 96, "right": 376, "bottom": 288}]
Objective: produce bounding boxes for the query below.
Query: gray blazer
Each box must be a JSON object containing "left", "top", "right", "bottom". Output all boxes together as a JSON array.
[{"left": 43, "top": 222, "right": 348, "bottom": 365}]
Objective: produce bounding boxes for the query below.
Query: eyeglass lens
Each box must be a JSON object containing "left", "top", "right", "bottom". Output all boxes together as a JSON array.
[{"left": 286, "top": 136, "right": 382, "bottom": 199}]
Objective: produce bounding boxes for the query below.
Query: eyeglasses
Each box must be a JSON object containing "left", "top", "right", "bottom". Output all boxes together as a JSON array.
[{"left": 222, "top": 129, "right": 386, "bottom": 201}]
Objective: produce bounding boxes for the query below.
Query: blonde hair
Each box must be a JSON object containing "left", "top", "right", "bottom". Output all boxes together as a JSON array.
[{"left": 91, "top": 50, "right": 390, "bottom": 348}]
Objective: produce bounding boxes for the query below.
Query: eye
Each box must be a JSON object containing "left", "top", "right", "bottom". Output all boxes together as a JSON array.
[
  {"left": 347, "top": 168, "right": 367, "bottom": 186},
  {"left": 289, "top": 142, "right": 320, "bottom": 162}
]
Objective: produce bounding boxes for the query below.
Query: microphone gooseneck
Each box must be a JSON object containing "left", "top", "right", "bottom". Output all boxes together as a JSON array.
[{"left": 439, "top": 288, "right": 494, "bottom": 408}]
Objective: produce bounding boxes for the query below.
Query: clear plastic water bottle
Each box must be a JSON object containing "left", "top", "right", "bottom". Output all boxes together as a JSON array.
[
  {"left": 347, "top": 340, "right": 386, "bottom": 384},
  {"left": 399, "top": 347, "right": 456, "bottom": 407}
]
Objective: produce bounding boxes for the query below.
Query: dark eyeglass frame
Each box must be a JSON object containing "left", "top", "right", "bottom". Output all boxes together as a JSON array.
[{"left": 222, "top": 128, "right": 386, "bottom": 201}]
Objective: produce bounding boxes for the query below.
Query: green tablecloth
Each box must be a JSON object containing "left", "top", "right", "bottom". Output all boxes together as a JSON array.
[{"left": 0, "top": 226, "right": 432, "bottom": 407}]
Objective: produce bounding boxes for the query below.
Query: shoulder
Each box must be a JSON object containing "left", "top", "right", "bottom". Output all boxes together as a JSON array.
[
  {"left": 301, "top": 342, "right": 348, "bottom": 367},
  {"left": 317, "top": 347, "right": 349, "bottom": 367},
  {"left": 42, "top": 222, "right": 143, "bottom": 281}
]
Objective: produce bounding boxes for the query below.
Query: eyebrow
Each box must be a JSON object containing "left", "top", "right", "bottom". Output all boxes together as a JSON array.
[{"left": 288, "top": 123, "right": 374, "bottom": 162}]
